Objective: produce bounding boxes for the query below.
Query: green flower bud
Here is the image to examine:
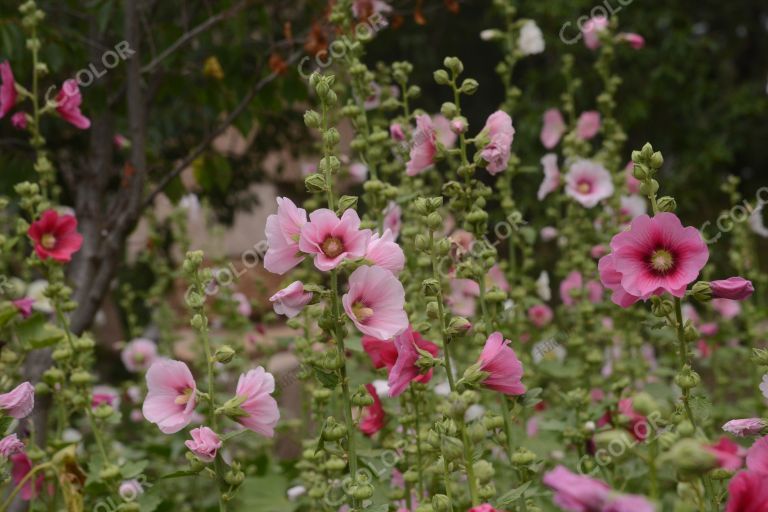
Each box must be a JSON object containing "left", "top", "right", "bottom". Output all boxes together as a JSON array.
[
  {"left": 639, "top": 179, "right": 659, "bottom": 196},
  {"left": 421, "top": 278, "right": 441, "bottom": 297},
  {"left": 473, "top": 459, "right": 495, "bottom": 484},
  {"left": 677, "top": 420, "right": 695, "bottom": 437},
  {"left": 478, "top": 482, "right": 496, "bottom": 500},
  {"left": 426, "top": 301, "right": 440, "bottom": 319},
  {"left": 323, "top": 128, "right": 341, "bottom": 147},
  {"left": 214, "top": 345, "right": 236, "bottom": 364},
  {"left": 325, "top": 455, "right": 347, "bottom": 472},
  {"left": 432, "top": 494, "right": 451, "bottom": 512},
  {"left": 303, "top": 109, "right": 321, "bottom": 129},
  {"left": 305, "top": 173, "right": 327, "bottom": 193},
  {"left": 414, "top": 234, "right": 430, "bottom": 252},
  {"left": 511, "top": 447, "right": 536, "bottom": 466},
  {"left": 433, "top": 69, "right": 450, "bottom": 85},
  {"left": 631, "top": 392, "right": 660, "bottom": 416},
  {"left": 440, "top": 102, "right": 458, "bottom": 119},
  {"left": 446, "top": 316, "right": 471, "bottom": 335},
  {"left": 427, "top": 212, "right": 443, "bottom": 230},
  {"left": 43, "top": 368, "right": 65, "bottom": 385},
  {"left": 467, "top": 421, "right": 487, "bottom": 443},
  {"left": 93, "top": 404, "right": 114, "bottom": 419},
  {"left": 71, "top": 370, "right": 94, "bottom": 385},
  {"left": 691, "top": 281, "right": 712, "bottom": 303},
  {"left": 650, "top": 151, "right": 664, "bottom": 169},
  {"left": 441, "top": 436, "right": 464, "bottom": 461},
  {"left": 351, "top": 385, "right": 374, "bottom": 407},
  {"left": 663, "top": 438, "right": 717, "bottom": 475},
  {"left": 657, "top": 196, "right": 676, "bottom": 212},
  {"left": 224, "top": 468, "right": 245, "bottom": 486},
  {"left": 190, "top": 313, "right": 206, "bottom": 330},
  {"left": 752, "top": 348, "right": 768, "bottom": 366},
  {"left": 675, "top": 365, "right": 700, "bottom": 390},
  {"left": 352, "top": 483, "right": 374, "bottom": 500},
  {"left": 460, "top": 79, "right": 479, "bottom": 95},
  {"left": 337, "top": 195, "right": 358, "bottom": 214},
  {"left": 443, "top": 56, "right": 463, "bottom": 75},
  {"left": 99, "top": 464, "right": 121, "bottom": 481},
  {"left": 322, "top": 418, "right": 347, "bottom": 441}
]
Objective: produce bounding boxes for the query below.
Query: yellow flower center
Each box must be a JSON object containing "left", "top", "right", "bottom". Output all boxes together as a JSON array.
[
  {"left": 321, "top": 236, "right": 344, "bottom": 258},
  {"left": 650, "top": 248, "right": 674, "bottom": 273},
  {"left": 41, "top": 233, "right": 56, "bottom": 249},
  {"left": 174, "top": 388, "right": 194, "bottom": 405},
  {"left": 352, "top": 302, "right": 374, "bottom": 322},
  {"left": 577, "top": 181, "right": 592, "bottom": 194}
]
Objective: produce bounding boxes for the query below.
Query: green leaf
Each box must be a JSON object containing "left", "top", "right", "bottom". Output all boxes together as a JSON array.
[
  {"left": 0, "top": 416, "right": 12, "bottom": 436},
  {"left": 313, "top": 367, "right": 339, "bottom": 389},
  {"left": 240, "top": 474, "right": 295, "bottom": 511},
  {"left": 496, "top": 481, "right": 531, "bottom": 506},
  {"left": 16, "top": 313, "right": 65, "bottom": 349},
  {"left": 120, "top": 460, "right": 148, "bottom": 479}
]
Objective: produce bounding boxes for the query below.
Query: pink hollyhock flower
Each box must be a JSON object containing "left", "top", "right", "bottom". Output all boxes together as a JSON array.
[
  {"left": 582, "top": 16, "right": 609, "bottom": 50},
  {"left": 185, "top": 426, "right": 222, "bottom": 462},
  {"left": 543, "top": 465, "right": 610, "bottom": 511},
  {"left": 477, "top": 332, "right": 526, "bottom": 396},
  {"left": 359, "top": 383, "right": 386, "bottom": 436},
  {"left": 299, "top": 208, "right": 370, "bottom": 271},
  {"left": 618, "top": 399, "right": 649, "bottom": 441},
  {"left": 480, "top": 110, "right": 515, "bottom": 175},
  {"left": 746, "top": 435, "right": 768, "bottom": 474},
  {"left": 712, "top": 298, "right": 741, "bottom": 319},
  {"left": 487, "top": 264, "right": 510, "bottom": 292},
  {"left": 113, "top": 134, "right": 130, "bottom": 149},
  {"left": 565, "top": 160, "right": 614, "bottom": 208},
  {"left": 599, "top": 213, "right": 709, "bottom": 303},
  {"left": 11, "top": 452, "right": 44, "bottom": 500},
  {"left": 723, "top": 419, "right": 767, "bottom": 437},
  {"left": 269, "top": 281, "right": 312, "bottom": 318},
  {"left": 0, "top": 434, "right": 24, "bottom": 457},
  {"left": 450, "top": 117, "right": 467, "bottom": 134},
  {"left": 364, "top": 229, "right": 405, "bottom": 274},
  {"left": 537, "top": 153, "right": 561, "bottom": 200},
  {"left": 699, "top": 322, "right": 718, "bottom": 337},
  {"left": 121, "top": 338, "right": 158, "bottom": 372},
  {"left": 618, "top": 33, "right": 645, "bottom": 49},
  {"left": 12, "top": 298, "right": 35, "bottom": 318},
  {"left": 55, "top": 79, "right": 91, "bottom": 129},
  {"left": 342, "top": 265, "right": 408, "bottom": 339},
  {"left": 406, "top": 114, "right": 437, "bottom": 176},
  {"left": 390, "top": 123, "right": 405, "bottom": 141},
  {"left": 91, "top": 385, "right": 120, "bottom": 410},
  {"left": 388, "top": 326, "right": 440, "bottom": 397},
  {"left": 119, "top": 480, "right": 143, "bottom": 500},
  {"left": 142, "top": 359, "right": 197, "bottom": 434},
  {"left": 540, "top": 108, "right": 565, "bottom": 148},
  {"left": 528, "top": 304, "right": 553, "bottom": 327},
  {"left": 363, "top": 327, "right": 438, "bottom": 378},
  {"left": 447, "top": 278, "right": 480, "bottom": 317},
  {"left": 27, "top": 209, "right": 84, "bottom": 263},
  {"left": 604, "top": 495, "right": 655, "bottom": 512},
  {"left": 264, "top": 197, "right": 307, "bottom": 275},
  {"left": 711, "top": 277, "right": 754, "bottom": 300},
  {"left": 726, "top": 470, "right": 768, "bottom": 512},
  {"left": 618, "top": 195, "right": 647, "bottom": 222},
  {"left": 540, "top": 226, "right": 558, "bottom": 241},
  {"left": 591, "top": 245, "right": 608, "bottom": 259},
  {"left": 433, "top": 114, "right": 457, "bottom": 148},
  {"left": 576, "top": 111, "right": 601, "bottom": 140},
  {"left": 469, "top": 505, "right": 502, "bottom": 512},
  {"left": 234, "top": 367, "right": 280, "bottom": 437},
  {"left": 383, "top": 201, "right": 402, "bottom": 238},
  {"left": 11, "top": 111, "right": 27, "bottom": 129},
  {"left": 0, "top": 382, "right": 35, "bottom": 419},
  {"left": 348, "top": 162, "right": 368, "bottom": 183},
  {"left": 625, "top": 163, "right": 641, "bottom": 194},
  {"left": 560, "top": 271, "right": 603, "bottom": 306},
  {"left": 707, "top": 436, "right": 745, "bottom": 471},
  {"left": 0, "top": 61, "right": 17, "bottom": 118},
  {"left": 232, "top": 292, "right": 252, "bottom": 317}
]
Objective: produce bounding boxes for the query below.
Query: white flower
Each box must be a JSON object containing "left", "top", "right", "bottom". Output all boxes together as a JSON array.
[
  {"left": 532, "top": 339, "right": 566, "bottom": 364},
  {"left": 749, "top": 204, "right": 768, "bottom": 238},
  {"left": 536, "top": 271, "right": 551, "bottom": 301},
  {"left": 760, "top": 374, "right": 768, "bottom": 400},
  {"left": 287, "top": 486, "right": 306, "bottom": 501},
  {"left": 518, "top": 20, "right": 545, "bottom": 56},
  {"left": 372, "top": 379, "right": 390, "bottom": 397},
  {"left": 27, "top": 279, "right": 53, "bottom": 313},
  {"left": 465, "top": 404, "right": 486, "bottom": 422},
  {"left": 480, "top": 29, "right": 502, "bottom": 41}
]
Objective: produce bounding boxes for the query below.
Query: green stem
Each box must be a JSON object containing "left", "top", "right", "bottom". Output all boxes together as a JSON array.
[
  {"left": 410, "top": 387, "right": 425, "bottom": 499},
  {"left": 500, "top": 395, "right": 515, "bottom": 462},
  {"left": 673, "top": 297, "right": 696, "bottom": 429},
  {"left": 0, "top": 462, "right": 53, "bottom": 512}
]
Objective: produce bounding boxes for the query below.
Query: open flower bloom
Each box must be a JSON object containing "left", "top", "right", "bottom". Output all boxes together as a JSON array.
[
  {"left": 270, "top": 281, "right": 312, "bottom": 318},
  {"left": 299, "top": 208, "right": 370, "bottom": 271},
  {"left": 543, "top": 465, "right": 655, "bottom": 512},
  {"left": 364, "top": 229, "right": 405, "bottom": 274},
  {"left": 723, "top": 418, "right": 768, "bottom": 437},
  {"left": 363, "top": 326, "right": 438, "bottom": 377},
  {"left": 480, "top": 110, "right": 515, "bottom": 175},
  {"left": 528, "top": 304, "right": 553, "bottom": 327},
  {"left": 560, "top": 271, "right": 603, "bottom": 306},
  {"left": 185, "top": 426, "right": 222, "bottom": 462},
  {"left": 576, "top": 111, "right": 601, "bottom": 139},
  {"left": 598, "top": 213, "right": 709, "bottom": 304},
  {"left": 12, "top": 298, "right": 34, "bottom": 319},
  {"left": 142, "top": 359, "right": 197, "bottom": 434},
  {"left": 707, "top": 436, "right": 745, "bottom": 471},
  {"left": 0, "top": 434, "right": 24, "bottom": 457},
  {"left": 388, "top": 326, "right": 440, "bottom": 397},
  {"left": 0, "top": 61, "right": 17, "bottom": 118},
  {"left": 234, "top": 367, "right": 280, "bottom": 437},
  {"left": 91, "top": 385, "right": 120, "bottom": 410},
  {"left": 565, "top": 160, "right": 614, "bottom": 208},
  {"left": 710, "top": 277, "right": 754, "bottom": 301},
  {"left": 478, "top": 332, "right": 526, "bottom": 396},
  {"left": 359, "top": 384, "right": 386, "bottom": 436},
  {"left": 55, "top": 79, "right": 90, "bottom": 129},
  {"left": 537, "top": 153, "right": 561, "bottom": 200},
  {"left": 383, "top": 201, "right": 402, "bottom": 238},
  {"left": 540, "top": 108, "right": 565, "bottom": 148},
  {"left": 342, "top": 265, "right": 408, "bottom": 339},
  {"left": 121, "top": 337, "right": 158, "bottom": 372},
  {"left": 11, "top": 453, "right": 44, "bottom": 501},
  {"left": 0, "top": 382, "right": 35, "bottom": 419},
  {"left": 582, "top": 16, "right": 609, "bottom": 50},
  {"left": 27, "top": 209, "right": 84, "bottom": 263},
  {"left": 264, "top": 197, "right": 307, "bottom": 275},
  {"left": 406, "top": 114, "right": 437, "bottom": 176},
  {"left": 433, "top": 114, "right": 457, "bottom": 148},
  {"left": 518, "top": 20, "right": 545, "bottom": 55},
  {"left": 726, "top": 435, "right": 768, "bottom": 511}
]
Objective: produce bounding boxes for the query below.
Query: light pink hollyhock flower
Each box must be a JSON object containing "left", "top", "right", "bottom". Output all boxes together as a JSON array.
[
  {"left": 185, "top": 426, "right": 222, "bottom": 462},
  {"left": 723, "top": 419, "right": 767, "bottom": 437},
  {"left": 12, "top": 298, "right": 34, "bottom": 319},
  {"left": 432, "top": 114, "right": 457, "bottom": 148},
  {"left": 576, "top": 111, "right": 601, "bottom": 140},
  {"left": 699, "top": 322, "right": 718, "bottom": 337},
  {"left": 528, "top": 304, "right": 553, "bottom": 328},
  {"left": 11, "top": 453, "right": 44, "bottom": 500},
  {"left": 121, "top": 338, "right": 158, "bottom": 373},
  {"left": 234, "top": 367, "right": 280, "bottom": 437},
  {"left": 487, "top": 264, "right": 510, "bottom": 292},
  {"left": 540, "top": 108, "right": 565, "bottom": 148},
  {"left": 388, "top": 326, "right": 439, "bottom": 397},
  {"left": 447, "top": 278, "right": 480, "bottom": 317},
  {"left": 301, "top": 162, "right": 317, "bottom": 176},
  {"left": 342, "top": 265, "right": 408, "bottom": 339},
  {"left": 119, "top": 480, "right": 143, "bottom": 500},
  {"left": 542, "top": 465, "right": 610, "bottom": 511},
  {"left": 264, "top": 197, "right": 307, "bottom": 275},
  {"left": 712, "top": 298, "right": 741, "bottom": 319},
  {"left": 0, "top": 434, "right": 24, "bottom": 457},
  {"left": 382, "top": 201, "right": 402, "bottom": 238},
  {"left": 618, "top": 32, "right": 645, "bottom": 49},
  {"left": 760, "top": 375, "right": 768, "bottom": 401},
  {"left": 142, "top": 360, "right": 197, "bottom": 434},
  {"left": 364, "top": 229, "right": 405, "bottom": 275},
  {"left": 707, "top": 437, "right": 745, "bottom": 471},
  {"left": 480, "top": 110, "right": 515, "bottom": 175},
  {"left": 55, "top": 79, "right": 90, "bottom": 129},
  {"left": 599, "top": 213, "right": 709, "bottom": 302},
  {"left": 560, "top": 271, "right": 602, "bottom": 306},
  {"left": 619, "top": 195, "right": 647, "bottom": 221},
  {"left": 469, "top": 505, "right": 502, "bottom": 512},
  {"left": 450, "top": 117, "right": 467, "bottom": 134},
  {"left": 232, "top": 292, "right": 252, "bottom": 317},
  {"left": 91, "top": 385, "right": 120, "bottom": 410},
  {"left": 406, "top": 114, "right": 436, "bottom": 176},
  {"left": 11, "top": 111, "right": 27, "bottom": 129},
  {"left": 540, "top": 226, "right": 558, "bottom": 241},
  {"left": 478, "top": 332, "right": 526, "bottom": 396},
  {"left": 538, "top": 153, "right": 561, "bottom": 200},
  {"left": 604, "top": 495, "right": 655, "bottom": 512},
  {"left": 0, "top": 382, "right": 34, "bottom": 419},
  {"left": 390, "top": 123, "right": 405, "bottom": 141},
  {"left": 625, "top": 162, "right": 641, "bottom": 194},
  {"left": 711, "top": 277, "right": 754, "bottom": 301},
  {"left": 299, "top": 208, "right": 371, "bottom": 271},
  {"left": 348, "top": 162, "right": 368, "bottom": 183},
  {"left": 591, "top": 244, "right": 608, "bottom": 259},
  {"left": 565, "top": 160, "right": 614, "bottom": 208},
  {"left": 582, "top": 16, "right": 609, "bottom": 50},
  {"left": 269, "top": 281, "right": 312, "bottom": 318},
  {"left": 0, "top": 61, "right": 17, "bottom": 118},
  {"left": 746, "top": 435, "right": 768, "bottom": 474}
]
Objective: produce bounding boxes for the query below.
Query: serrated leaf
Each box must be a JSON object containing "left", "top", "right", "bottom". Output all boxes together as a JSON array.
[
  {"left": 16, "top": 313, "right": 65, "bottom": 349},
  {"left": 314, "top": 367, "right": 339, "bottom": 389}
]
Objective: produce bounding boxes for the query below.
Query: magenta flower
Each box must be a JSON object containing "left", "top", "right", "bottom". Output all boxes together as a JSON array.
[
  {"left": 576, "top": 111, "right": 601, "bottom": 140},
  {"left": 468, "top": 505, "right": 503, "bottom": 512},
  {"left": 12, "top": 298, "right": 35, "bottom": 319},
  {"left": 537, "top": 153, "right": 561, "bottom": 200},
  {"left": 11, "top": 111, "right": 27, "bottom": 129},
  {"left": 0, "top": 382, "right": 35, "bottom": 419},
  {"left": 711, "top": 277, "right": 754, "bottom": 301},
  {"left": 560, "top": 271, "right": 603, "bottom": 306},
  {"left": 543, "top": 465, "right": 610, "bottom": 511},
  {"left": 11, "top": 453, "right": 44, "bottom": 501},
  {"left": 0, "top": 434, "right": 24, "bottom": 457},
  {"left": 269, "top": 281, "right": 312, "bottom": 318},
  {"left": 364, "top": 229, "right": 405, "bottom": 275},
  {"left": 388, "top": 326, "right": 439, "bottom": 397},
  {"left": 406, "top": 114, "right": 436, "bottom": 176},
  {"left": 478, "top": 332, "right": 526, "bottom": 396},
  {"left": 746, "top": 435, "right": 768, "bottom": 474},
  {"left": 598, "top": 213, "right": 709, "bottom": 304},
  {"left": 0, "top": 61, "right": 17, "bottom": 119},
  {"left": 121, "top": 338, "right": 158, "bottom": 373},
  {"left": 359, "top": 383, "right": 386, "bottom": 436},
  {"left": 604, "top": 496, "right": 655, "bottom": 512},
  {"left": 299, "top": 208, "right": 370, "bottom": 271},
  {"left": 726, "top": 470, "right": 768, "bottom": 512},
  {"left": 264, "top": 197, "right": 307, "bottom": 275},
  {"left": 390, "top": 123, "right": 405, "bottom": 141},
  {"left": 91, "top": 385, "right": 120, "bottom": 410},
  {"left": 712, "top": 298, "right": 741, "bottom": 319},
  {"left": 142, "top": 359, "right": 197, "bottom": 434},
  {"left": 528, "top": 304, "right": 553, "bottom": 328},
  {"left": 707, "top": 436, "right": 745, "bottom": 471},
  {"left": 582, "top": 16, "right": 609, "bottom": 50},
  {"left": 185, "top": 426, "right": 222, "bottom": 462},
  {"left": 480, "top": 110, "right": 515, "bottom": 175},
  {"left": 234, "top": 367, "right": 280, "bottom": 437},
  {"left": 540, "top": 108, "right": 565, "bottom": 148},
  {"left": 618, "top": 33, "right": 645, "bottom": 49},
  {"left": 55, "top": 79, "right": 90, "bottom": 129},
  {"left": 342, "top": 265, "right": 408, "bottom": 340},
  {"left": 565, "top": 160, "right": 614, "bottom": 208},
  {"left": 27, "top": 209, "right": 84, "bottom": 263}
]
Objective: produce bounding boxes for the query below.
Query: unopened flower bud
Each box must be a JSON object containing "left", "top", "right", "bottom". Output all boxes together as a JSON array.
[
  {"left": 511, "top": 447, "right": 536, "bottom": 466},
  {"left": 351, "top": 385, "right": 374, "bottom": 407},
  {"left": 214, "top": 345, "right": 236, "bottom": 364},
  {"left": 675, "top": 365, "right": 700, "bottom": 390},
  {"left": 433, "top": 69, "right": 450, "bottom": 85},
  {"left": 432, "top": 494, "right": 451, "bottom": 512},
  {"left": 446, "top": 316, "right": 471, "bottom": 335},
  {"left": 473, "top": 460, "right": 495, "bottom": 483},
  {"left": 304, "top": 173, "right": 327, "bottom": 193},
  {"left": 657, "top": 196, "right": 676, "bottom": 212},
  {"left": 691, "top": 281, "right": 713, "bottom": 302},
  {"left": 664, "top": 438, "right": 717, "bottom": 475}
]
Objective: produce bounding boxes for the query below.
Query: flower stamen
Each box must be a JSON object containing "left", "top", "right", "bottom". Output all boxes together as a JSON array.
[{"left": 321, "top": 236, "right": 344, "bottom": 258}]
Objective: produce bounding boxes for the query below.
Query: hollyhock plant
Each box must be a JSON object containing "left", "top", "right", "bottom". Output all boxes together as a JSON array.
[
  {"left": 364, "top": 229, "right": 405, "bottom": 274},
  {"left": 142, "top": 359, "right": 198, "bottom": 434},
  {"left": 269, "top": 281, "right": 313, "bottom": 318},
  {"left": 479, "top": 110, "right": 515, "bottom": 175},
  {"left": 537, "top": 153, "right": 561, "bottom": 200},
  {"left": 0, "top": 434, "right": 24, "bottom": 457},
  {"left": 543, "top": 465, "right": 655, "bottom": 512},
  {"left": 185, "top": 426, "right": 222, "bottom": 462},
  {"left": 0, "top": 382, "right": 35, "bottom": 419},
  {"left": 387, "top": 328, "right": 439, "bottom": 397},
  {"left": 27, "top": 209, "right": 84, "bottom": 263},
  {"left": 576, "top": 111, "right": 601, "bottom": 139},
  {"left": 264, "top": 197, "right": 307, "bottom": 274},
  {"left": 406, "top": 114, "right": 436, "bottom": 176},
  {"left": 582, "top": 16, "right": 609, "bottom": 50},
  {"left": 55, "top": 79, "right": 91, "bottom": 129},
  {"left": 0, "top": 61, "right": 17, "bottom": 118},
  {"left": 710, "top": 277, "right": 755, "bottom": 300},
  {"left": 342, "top": 265, "right": 408, "bottom": 339},
  {"left": 359, "top": 383, "right": 386, "bottom": 436},
  {"left": 565, "top": 160, "right": 614, "bottom": 208},
  {"left": 477, "top": 332, "right": 526, "bottom": 396},
  {"left": 91, "top": 385, "right": 120, "bottom": 410},
  {"left": 299, "top": 208, "right": 371, "bottom": 271},
  {"left": 540, "top": 108, "right": 565, "bottom": 148},
  {"left": 233, "top": 367, "right": 280, "bottom": 437},
  {"left": 433, "top": 114, "right": 457, "bottom": 148},
  {"left": 121, "top": 337, "right": 158, "bottom": 372}
]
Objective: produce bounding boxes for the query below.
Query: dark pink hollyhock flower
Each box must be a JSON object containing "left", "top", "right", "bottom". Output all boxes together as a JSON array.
[
  {"left": 359, "top": 383, "right": 386, "bottom": 436},
  {"left": 27, "top": 210, "right": 84, "bottom": 263}
]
